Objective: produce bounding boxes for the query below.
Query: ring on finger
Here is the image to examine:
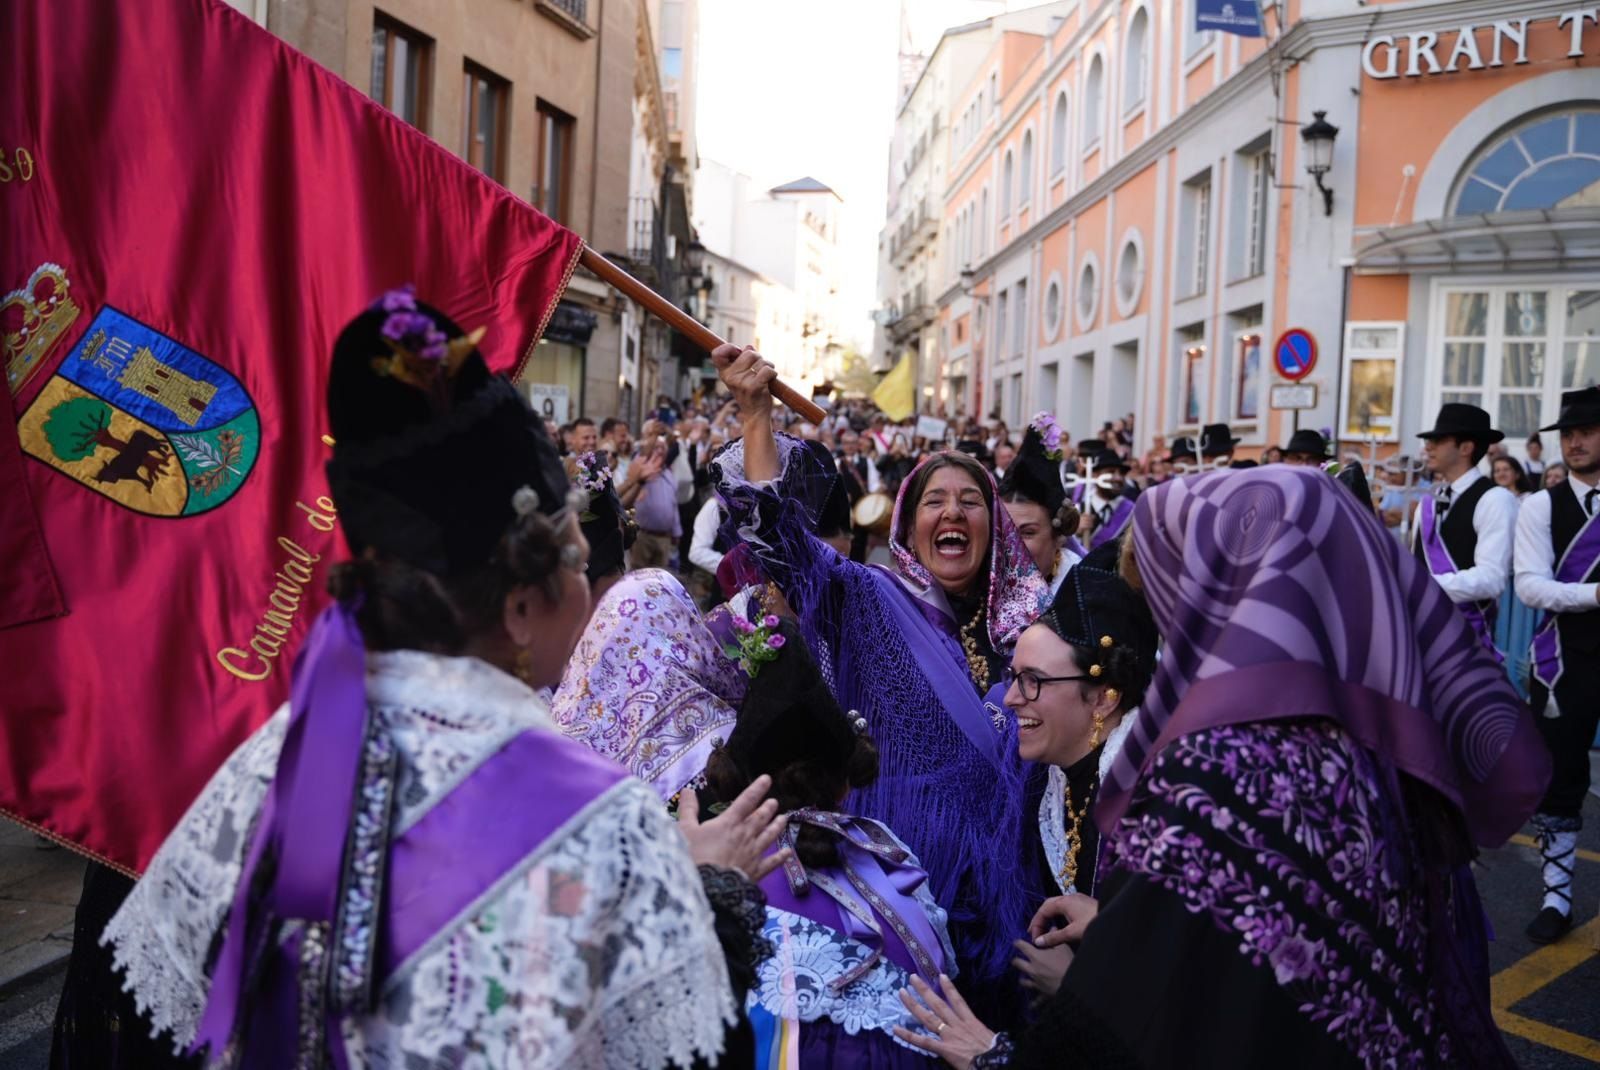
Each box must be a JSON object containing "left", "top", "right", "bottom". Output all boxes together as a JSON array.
[{"left": 936, "top": 1021, "right": 947, "bottom": 1034}]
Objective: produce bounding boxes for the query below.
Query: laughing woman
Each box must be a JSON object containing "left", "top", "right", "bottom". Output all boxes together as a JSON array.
[{"left": 711, "top": 346, "right": 1050, "bottom": 1014}]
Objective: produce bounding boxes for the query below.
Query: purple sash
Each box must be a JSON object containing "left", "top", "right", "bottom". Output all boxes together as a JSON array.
[
  {"left": 1418, "top": 494, "right": 1503, "bottom": 664},
  {"left": 381, "top": 730, "right": 629, "bottom": 980},
  {"left": 763, "top": 810, "right": 946, "bottom": 986},
  {"left": 1530, "top": 507, "right": 1600, "bottom": 689},
  {"left": 1089, "top": 497, "right": 1135, "bottom": 550}
]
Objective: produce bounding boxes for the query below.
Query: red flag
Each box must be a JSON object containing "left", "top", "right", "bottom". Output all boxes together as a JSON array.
[{"left": 0, "top": 0, "right": 582, "bottom": 872}]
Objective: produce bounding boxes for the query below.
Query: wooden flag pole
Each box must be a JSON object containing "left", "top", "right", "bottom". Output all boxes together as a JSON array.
[{"left": 579, "top": 245, "right": 828, "bottom": 425}]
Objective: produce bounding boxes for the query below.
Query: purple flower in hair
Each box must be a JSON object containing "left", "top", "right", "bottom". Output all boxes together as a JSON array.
[
  {"left": 378, "top": 284, "right": 418, "bottom": 312},
  {"left": 767, "top": 634, "right": 786, "bottom": 650},
  {"left": 763, "top": 614, "right": 780, "bottom": 628}
]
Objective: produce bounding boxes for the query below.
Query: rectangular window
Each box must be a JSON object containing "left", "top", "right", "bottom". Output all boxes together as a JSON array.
[
  {"left": 1184, "top": 177, "right": 1211, "bottom": 297},
  {"left": 661, "top": 48, "right": 683, "bottom": 78},
  {"left": 996, "top": 291, "right": 1009, "bottom": 362},
  {"left": 462, "top": 61, "right": 509, "bottom": 181},
  {"left": 1343, "top": 323, "right": 1404, "bottom": 442},
  {"left": 1177, "top": 323, "right": 1206, "bottom": 426},
  {"left": 1013, "top": 280, "right": 1028, "bottom": 358},
  {"left": 371, "top": 12, "right": 431, "bottom": 131},
  {"left": 1244, "top": 151, "right": 1271, "bottom": 278},
  {"left": 535, "top": 99, "right": 575, "bottom": 224},
  {"left": 1009, "top": 371, "right": 1023, "bottom": 425}
]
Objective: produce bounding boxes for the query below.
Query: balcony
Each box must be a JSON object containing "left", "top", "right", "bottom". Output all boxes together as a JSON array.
[
  {"left": 535, "top": 0, "right": 594, "bottom": 38},
  {"left": 889, "top": 200, "right": 937, "bottom": 268},
  {"left": 627, "top": 195, "right": 666, "bottom": 286},
  {"left": 887, "top": 283, "right": 933, "bottom": 341}
]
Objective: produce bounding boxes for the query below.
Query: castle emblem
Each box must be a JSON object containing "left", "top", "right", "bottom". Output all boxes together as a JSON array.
[
  {"left": 18, "top": 306, "right": 259, "bottom": 517},
  {"left": 2, "top": 263, "right": 82, "bottom": 394}
]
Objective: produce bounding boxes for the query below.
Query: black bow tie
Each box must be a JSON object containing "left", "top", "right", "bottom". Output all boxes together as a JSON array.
[{"left": 1438, "top": 485, "right": 1454, "bottom": 514}]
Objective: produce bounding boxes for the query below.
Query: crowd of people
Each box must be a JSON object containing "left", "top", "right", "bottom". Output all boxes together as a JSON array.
[{"left": 50, "top": 288, "right": 1600, "bottom": 1070}]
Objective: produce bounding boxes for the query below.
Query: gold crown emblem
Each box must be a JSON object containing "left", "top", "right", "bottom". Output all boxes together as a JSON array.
[{"left": 3, "top": 263, "right": 81, "bottom": 393}]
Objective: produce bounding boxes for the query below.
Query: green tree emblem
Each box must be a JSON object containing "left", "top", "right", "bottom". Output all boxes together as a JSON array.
[{"left": 40, "top": 396, "right": 127, "bottom": 461}]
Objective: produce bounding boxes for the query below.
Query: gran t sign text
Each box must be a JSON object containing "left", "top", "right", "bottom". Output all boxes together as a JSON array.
[{"left": 1362, "top": 9, "right": 1598, "bottom": 79}]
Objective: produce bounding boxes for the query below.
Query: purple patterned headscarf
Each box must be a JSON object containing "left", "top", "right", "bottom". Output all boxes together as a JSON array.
[
  {"left": 550, "top": 569, "right": 746, "bottom": 799},
  {"left": 888, "top": 452, "right": 1049, "bottom": 646},
  {"left": 1101, "top": 466, "right": 1548, "bottom": 847}
]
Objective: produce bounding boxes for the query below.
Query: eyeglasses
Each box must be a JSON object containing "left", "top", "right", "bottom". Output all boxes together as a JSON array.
[{"left": 1002, "top": 666, "right": 1095, "bottom": 703}]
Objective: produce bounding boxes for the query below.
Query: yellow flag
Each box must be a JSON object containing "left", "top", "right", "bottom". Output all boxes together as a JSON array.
[{"left": 872, "top": 354, "right": 915, "bottom": 422}]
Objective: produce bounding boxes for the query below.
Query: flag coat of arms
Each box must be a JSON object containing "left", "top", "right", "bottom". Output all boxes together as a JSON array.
[{"left": 0, "top": 0, "right": 581, "bottom": 872}]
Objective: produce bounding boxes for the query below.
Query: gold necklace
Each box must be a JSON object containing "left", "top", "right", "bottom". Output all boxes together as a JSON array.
[
  {"left": 959, "top": 602, "right": 989, "bottom": 691},
  {"left": 1059, "top": 777, "right": 1096, "bottom": 892}
]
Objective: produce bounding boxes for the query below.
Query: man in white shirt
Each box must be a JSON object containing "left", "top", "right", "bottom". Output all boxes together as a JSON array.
[
  {"left": 1411, "top": 403, "right": 1517, "bottom": 656},
  {"left": 1514, "top": 386, "right": 1600, "bottom": 944},
  {"left": 688, "top": 495, "right": 726, "bottom": 578}
]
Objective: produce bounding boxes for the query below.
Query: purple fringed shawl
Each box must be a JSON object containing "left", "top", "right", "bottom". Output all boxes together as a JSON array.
[
  {"left": 1107, "top": 466, "right": 1549, "bottom": 847},
  {"left": 713, "top": 437, "right": 1048, "bottom": 988}
]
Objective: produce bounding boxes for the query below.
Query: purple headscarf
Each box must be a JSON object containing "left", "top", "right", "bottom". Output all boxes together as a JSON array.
[
  {"left": 887, "top": 451, "right": 1048, "bottom": 646},
  {"left": 1103, "top": 466, "right": 1548, "bottom": 847},
  {"left": 550, "top": 569, "right": 746, "bottom": 799}
]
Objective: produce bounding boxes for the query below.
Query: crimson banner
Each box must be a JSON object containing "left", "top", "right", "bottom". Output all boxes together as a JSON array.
[{"left": 0, "top": 0, "right": 581, "bottom": 871}]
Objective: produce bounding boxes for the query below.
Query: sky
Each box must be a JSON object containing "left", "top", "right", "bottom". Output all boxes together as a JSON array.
[{"left": 694, "top": 0, "right": 1028, "bottom": 353}]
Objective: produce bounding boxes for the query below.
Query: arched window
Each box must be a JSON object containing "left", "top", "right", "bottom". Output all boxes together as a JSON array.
[
  {"left": 1451, "top": 107, "right": 1600, "bottom": 215},
  {"left": 1019, "top": 131, "right": 1034, "bottom": 206},
  {"left": 1124, "top": 9, "right": 1150, "bottom": 111},
  {"left": 1051, "top": 91, "right": 1069, "bottom": 175},
  {"left": 1085, "top": 55, "right": 1105, "bottom": 149},
  {"left": 981, "top": 188, "right": 991, "bottom": 254},
  {"left": 1000, "top": 152, "right": 1014, "bottom": 218}
]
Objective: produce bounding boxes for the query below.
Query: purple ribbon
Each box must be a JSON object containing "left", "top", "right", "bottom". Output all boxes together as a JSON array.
[
  {"left": 1089, "top": 497, "right": 1134, "bottom": 550},
  {"left": 1531, "top": 509, "right": 1600, "bottom": 689},
  {"left": 1418, "top": 495, "right": 1503, "bottom": 665},
  {"left": 191, "top": 601, "right": 370, "bottom": 1064},
  {"left": 772, "top": 810, "right": 945, "bottom": 989}
]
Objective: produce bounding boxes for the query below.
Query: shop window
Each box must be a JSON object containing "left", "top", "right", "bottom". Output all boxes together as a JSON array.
[
  {"left": 1177, "top": 323, "right": 1206, "bottom": 427},
  {"left": 1342, "top": 324, "right": 1404, "bottom": 442},
  {"left": 1451, "top": 108, "right": 1600, "bottom": 215}
]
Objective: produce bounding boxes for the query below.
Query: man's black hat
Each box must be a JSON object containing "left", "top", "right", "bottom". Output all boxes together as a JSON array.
[
  {"left": 1200, "top": 423, "right": 1240, "bottom": 458},
  {"left": 1283, "top": 429, "right": 1329, "bottom": 458},
  {"left": 1539, "top": 387, "right": 1600, "bottom": 432},
  {"left": 1418, "top": 402, "right": 1504, "bottom": 444}
]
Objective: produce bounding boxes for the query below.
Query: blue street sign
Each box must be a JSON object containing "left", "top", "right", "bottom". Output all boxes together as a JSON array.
[
  {"left": 1195, "top": 0, "right": 1264, "bottom": 37},
  {"left": 1273, "top": 328, "right": 1317, "bottom": 382}
]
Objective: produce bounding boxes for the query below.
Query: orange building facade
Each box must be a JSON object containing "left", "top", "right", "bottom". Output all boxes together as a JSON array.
[{"left": 906, "top": 0, "right": 1599, "bottom": 460}]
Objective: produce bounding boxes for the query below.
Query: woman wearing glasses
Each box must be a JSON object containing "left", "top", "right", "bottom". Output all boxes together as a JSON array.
[{"left": 1001, "top": 555, "right": 1158, "bottom": 999}]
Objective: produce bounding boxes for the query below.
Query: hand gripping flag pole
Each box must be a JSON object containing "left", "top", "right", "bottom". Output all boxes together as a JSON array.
[{"left": 580, "top": 247, "right": 828, "bottom": 426}]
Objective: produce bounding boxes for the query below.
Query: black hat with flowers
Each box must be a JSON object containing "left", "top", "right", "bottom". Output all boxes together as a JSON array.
[
  {"left": 325, "top": 285, "right": 570, "bottom": 578},
  {"left": 999, "top": 424, "right": 1067, "bottom": 518},
  {"left": 724, "top": 618, "right": 860, "bottom": 777}
]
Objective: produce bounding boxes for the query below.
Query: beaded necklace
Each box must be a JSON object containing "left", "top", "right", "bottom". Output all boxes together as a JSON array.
[
  {"left": 1058, "top": 774, "right": 1098, "bottom": 892},
  {"left": 959, "top": 601, "right": 989, "bottom": 691}
]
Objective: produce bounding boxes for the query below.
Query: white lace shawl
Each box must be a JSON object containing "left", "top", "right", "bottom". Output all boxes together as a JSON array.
[
  {"left": 1038, "top": 711, "right": 1137, "bottom": 896},
  {"left": 102, "top": 650, "right": 736, "bottom": 1069}
]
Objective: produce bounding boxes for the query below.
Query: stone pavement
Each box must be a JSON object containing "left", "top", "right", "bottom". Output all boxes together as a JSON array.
[{"left": 0, "top": 819, "right": 83, "bottom": 1000}]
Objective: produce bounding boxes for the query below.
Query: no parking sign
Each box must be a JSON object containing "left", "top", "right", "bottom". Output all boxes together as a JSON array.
[{"left": 1273, "top": 329, "right": 1317, "bottom": 382}]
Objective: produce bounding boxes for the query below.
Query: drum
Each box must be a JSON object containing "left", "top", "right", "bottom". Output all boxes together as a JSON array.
[{"left": 852, "top": 492, "right": 894, "bottom": 537}]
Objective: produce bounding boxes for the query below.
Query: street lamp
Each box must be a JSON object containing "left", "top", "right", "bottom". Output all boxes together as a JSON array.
[{"left": 1301, "top": 110, "right": 1339, "bottom": 217}]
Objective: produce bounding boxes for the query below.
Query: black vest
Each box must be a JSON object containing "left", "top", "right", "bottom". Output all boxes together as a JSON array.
[
  {"left": 1414, "top": 476, "right": 1492, "bottom": 572},
  {"left": 1548, "top": 481, "right": 1600, "bottom": 653}
]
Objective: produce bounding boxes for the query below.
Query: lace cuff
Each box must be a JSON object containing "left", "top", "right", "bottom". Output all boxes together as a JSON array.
[
  {"left": 698, "top": 864, "right": 773, "bottom": 997},
  {"left": 972, "top": 1031, "right": 1015, "bottom": 1068}
]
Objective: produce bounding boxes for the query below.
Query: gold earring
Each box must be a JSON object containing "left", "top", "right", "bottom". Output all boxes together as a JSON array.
[
  {"left": 514, "top": 647, "right": 532, "bottom": 683},
  {"left": 1104, "top": 688, "right": 1120, "bottom": 706},
  {"left": 1088, "top": 712, "right": 1107, "bottom": 749}
]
